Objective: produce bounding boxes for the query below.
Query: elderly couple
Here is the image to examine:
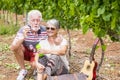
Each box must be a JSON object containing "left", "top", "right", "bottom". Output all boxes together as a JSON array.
[{"left": 10, "top": 10, "right": 69, "bottom": 80}]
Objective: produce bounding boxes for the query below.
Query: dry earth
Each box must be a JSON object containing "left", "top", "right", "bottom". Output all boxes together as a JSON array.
[{"left": 0, "top": 29, "right": 120, "bottom": 80}]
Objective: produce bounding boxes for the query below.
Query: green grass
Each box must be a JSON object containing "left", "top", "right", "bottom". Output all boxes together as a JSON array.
[
  {"left": 0, "top": 24, "right": 19, "bottom": 35},
  {"left": 0, "top": 42, "right": 10, "bottom": 52}
]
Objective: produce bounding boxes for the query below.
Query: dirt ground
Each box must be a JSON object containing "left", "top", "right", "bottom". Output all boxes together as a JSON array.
[{"left": 0, "top": 29, "right": 120, "bottom": 80}]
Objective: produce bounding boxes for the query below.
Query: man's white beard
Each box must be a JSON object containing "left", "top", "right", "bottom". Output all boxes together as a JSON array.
[{"left": 31, "top": 27, "right": 40, "bottom": 32}]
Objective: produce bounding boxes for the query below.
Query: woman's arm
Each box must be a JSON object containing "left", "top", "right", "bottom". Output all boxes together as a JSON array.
[
  {"left": 39, "top": 43, "right": 68, "bottom": 56},
  {"left": 48, "top": 37, "right": 68, "bottom": 55},
  {"left": 35, "top": 53, "right": 39, "bottom": 65},
  {"left": 35, "top": 53, "right": 45, "bottom": 73},
  {"left": 38, "top": 36, "right": 68, "bottom": 56},
  {"left": 47, "top": 45, "right": 68, "bottom": 55}
]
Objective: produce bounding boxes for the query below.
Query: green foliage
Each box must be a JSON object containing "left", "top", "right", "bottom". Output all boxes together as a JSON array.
[
  {"left": 101, "top": 45, "right": 106, "bottom": 51},
  {"left": 0, "top": 24, "right": 19, "bottom": 35},
  {"left": 5, "top": 63, "right": 31, "bottom": 70},
  {"left": 0, "top": 0, "right": 120, "bottom": 41},
  {"left": 0, "top": 27, "right": 9, "bottom": 35},
  {"left": 5, "top": 63, "right": 20, "bottom": 69},
  {"left": 0, "top": 43, "right": 9, "bottom": 52}
]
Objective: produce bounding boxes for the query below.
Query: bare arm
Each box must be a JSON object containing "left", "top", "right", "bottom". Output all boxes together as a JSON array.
[
  {"left": 35, "top": 53, "right": 45, "bottom": 73},
  {"left": 35, "top": 53, "right": 40, "bottom": 65},
  {"left": 38, "top": 39, "right": 68, "bottom": 55},
  {"left": 50, "top": 35, "right": 68, "bottom": 55},
  {"left": 9, "top": 34, "right": 24, "bottom": 51},
  {"left": 10, "top": 26, "right": 30, "bottom": 51},
  {"left": 46, "top": 45, "right": 68, "bottom": 55}
]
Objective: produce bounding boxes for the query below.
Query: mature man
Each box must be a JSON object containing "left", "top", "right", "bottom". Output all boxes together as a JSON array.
[{"left": 10, "top": 10, "right": 47, "bottom": 80}]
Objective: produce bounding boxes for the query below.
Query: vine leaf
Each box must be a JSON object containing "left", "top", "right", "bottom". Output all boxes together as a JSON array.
[{"left": 97, "top": 6, "right": 105, "bottom": 17}]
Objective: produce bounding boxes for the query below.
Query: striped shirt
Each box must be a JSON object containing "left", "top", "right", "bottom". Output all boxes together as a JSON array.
[{"left": 17, "top": 25, "right": 47, "bottom": 51}]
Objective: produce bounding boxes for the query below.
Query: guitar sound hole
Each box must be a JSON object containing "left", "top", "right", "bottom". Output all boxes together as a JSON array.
[
  {"left": 84, "top": 74, "right": 89, "bottom": 78},
  {"left": 87, "top": 65, "right": 90, "bottom": 70},
  {"left": 86, "top": 75, "right": 89, "bottom": 78}
]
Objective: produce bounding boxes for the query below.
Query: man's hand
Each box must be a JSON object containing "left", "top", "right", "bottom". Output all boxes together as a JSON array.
[
  {"left": 23, "top": 26, "right": 31, "bottom": 37},
  {"left": 37, "top": 49, "right": 48, "bottom": 54}
]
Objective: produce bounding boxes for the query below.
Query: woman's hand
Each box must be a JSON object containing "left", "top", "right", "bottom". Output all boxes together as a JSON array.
[{"left": 36, "top": 62, "right": 45, "bottom": 73}]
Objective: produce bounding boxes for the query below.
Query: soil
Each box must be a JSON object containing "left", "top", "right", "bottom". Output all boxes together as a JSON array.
[
  {"left": 0, "top": 29, "right": 120, "bottom": 80},
  {"left": 0, "top": 12, "right": 120, "bottom": 80}
]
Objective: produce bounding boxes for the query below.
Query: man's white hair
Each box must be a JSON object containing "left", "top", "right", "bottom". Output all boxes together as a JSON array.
[{"left": 27, "top": 10, "right": 42, "bottom": 22}]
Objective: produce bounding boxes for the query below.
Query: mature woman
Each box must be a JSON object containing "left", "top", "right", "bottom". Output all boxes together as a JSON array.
[{"left": 35, "top": 19, "right": 69, "bottom": 80}]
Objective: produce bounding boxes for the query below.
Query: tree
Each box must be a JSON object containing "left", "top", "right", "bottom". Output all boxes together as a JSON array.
[
  {"left": 78, "top": 0, "right": 120, "bottom": 41},
  {"left": 0, "top": 0, "right": 120, "bottom": 41}
]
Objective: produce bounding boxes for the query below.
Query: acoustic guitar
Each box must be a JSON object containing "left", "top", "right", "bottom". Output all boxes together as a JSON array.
[
  {"left": 81, "top": 38, "right": 100, "bottom": 80},
  {"left": 80, "top": 60, "right": 97, "bottom": 80}
]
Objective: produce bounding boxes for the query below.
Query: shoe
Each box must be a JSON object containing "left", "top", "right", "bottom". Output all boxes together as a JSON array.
[{"left": 17, "top": 69, "right": 28, "bottom": 80}]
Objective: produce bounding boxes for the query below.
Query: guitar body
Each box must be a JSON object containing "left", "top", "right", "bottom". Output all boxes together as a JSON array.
[
  {"left": 81, "top": 60, "right": 97, "bottom": 80},
  {"left": 93, "top": 61, "right": 97, "bottom": 80}
]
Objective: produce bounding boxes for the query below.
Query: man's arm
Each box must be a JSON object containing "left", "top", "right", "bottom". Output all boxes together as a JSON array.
[
  {"left": 10, "top": 33, "right": 24, "bottom": 51},
  {"left": 10, "top": 26, "right": 30, "bottom": 51}
]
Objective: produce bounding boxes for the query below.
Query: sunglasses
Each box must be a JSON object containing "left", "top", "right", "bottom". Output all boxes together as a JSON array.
[{"left": 46, "top": 27, "right": 56, "bottom": 30}]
